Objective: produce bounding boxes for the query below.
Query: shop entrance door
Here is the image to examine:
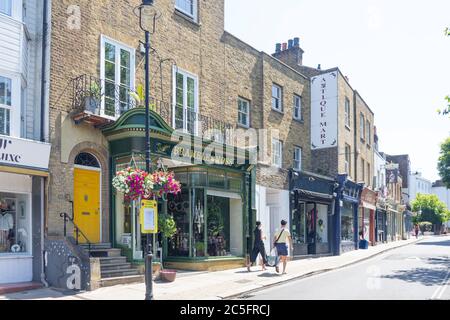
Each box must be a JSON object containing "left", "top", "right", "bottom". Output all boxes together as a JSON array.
[
  {"left": 73, "top": 167, "right": 101, "bottom": 243},
  {"left": 306, "top": 203, "right": 316, "bottom": 254}
]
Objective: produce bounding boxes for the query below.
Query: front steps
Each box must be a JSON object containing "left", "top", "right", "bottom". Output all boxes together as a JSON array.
[{"left": 80, "top": 243, "right": 144, "bottom": 288}]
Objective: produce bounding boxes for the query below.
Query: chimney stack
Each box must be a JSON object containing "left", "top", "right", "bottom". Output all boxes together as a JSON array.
[
  {"left": 272, "top": 37, "right": 304, "bottom": 67},
  {"left": 317, "top": 64, "right": 321, "bottom": 70}
]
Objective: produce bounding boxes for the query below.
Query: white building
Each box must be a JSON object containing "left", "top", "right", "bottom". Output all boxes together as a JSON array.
[
  {"left": 0, "top": 0, "right": 51, "bottom": 285},
  {"left": 432, "top": 180, "right": 450, "bottom": 227},
  {"left": 409, "top": 171, "right": 433, "bottom": 201}
]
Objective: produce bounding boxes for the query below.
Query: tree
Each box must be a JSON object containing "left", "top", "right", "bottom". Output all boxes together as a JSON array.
[
  {"left": 438, "top": 137, "right": 450, "bottom": 188},
  {"left": 411, "top": 194, "right": 449, "bottom": 228}
]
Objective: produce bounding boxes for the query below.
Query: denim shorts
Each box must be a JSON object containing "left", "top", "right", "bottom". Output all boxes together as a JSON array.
[{"left": 275, "top": 243, "right": 288, "bottom": 256}]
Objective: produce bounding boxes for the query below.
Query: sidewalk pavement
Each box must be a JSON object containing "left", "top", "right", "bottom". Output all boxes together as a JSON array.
[{"left": 0, "top": 236, "right": 432, "bottom": 300}]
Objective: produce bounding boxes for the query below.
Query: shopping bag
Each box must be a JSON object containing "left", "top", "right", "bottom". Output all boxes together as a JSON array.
[{"left": 266, "top": 247, "right": 279, "bottom": 267}]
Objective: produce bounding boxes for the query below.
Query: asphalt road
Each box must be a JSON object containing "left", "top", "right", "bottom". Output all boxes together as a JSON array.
[{"left": 245, "top": 237, "right": 450, "bottom": 300}]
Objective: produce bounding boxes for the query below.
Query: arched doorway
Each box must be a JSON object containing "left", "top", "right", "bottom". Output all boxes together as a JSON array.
[{"left": 73, "top": 152, "right": 101, "bottom": 243}]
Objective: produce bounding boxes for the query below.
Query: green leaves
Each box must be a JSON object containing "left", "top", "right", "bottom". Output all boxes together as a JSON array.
[
  {"left": 412, "top": 193, "right": 449, "bottom": 224},
  {"left": 438, "top": 137, "right": 450, "bottom": 189},
  {"left": 158, "top": 213, "right": 177, "bottom": 239}
]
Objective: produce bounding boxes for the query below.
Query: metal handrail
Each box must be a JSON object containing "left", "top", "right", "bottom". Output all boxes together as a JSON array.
[{"left": 59, "top": 212, "right": 92, "bottom": 254}]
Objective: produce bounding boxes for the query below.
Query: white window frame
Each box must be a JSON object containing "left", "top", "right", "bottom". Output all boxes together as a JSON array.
[
  {"left": 0, "top": 0, "right": 22, "bottom": 20},
  {"left": 360, "top": 113, "right": 365, "bottom": 141},
  {"left": 272, "top": 139, "right": 282, "bottom": 168},
  {"left": 0, "top": 74, "right": 21, "bottom": 138},
  {"left": 294, "top": 146, "right": 302, "bottom": 171},
  {"left": 272, "top": 84, "right": 283, "bottom": 112},
  {"left": 293, "top": 94, "right": 302, "bottom": 120},
  {"left": 100, "top": 35, "right": 136, "bottom": 120},
  {"left": 366, "top": 120, "right": 371, "bottom": 146},
  {"left": 237, "top": 97, "right": 250, "bottom": 128},
  {"left": 172, "top": 66, "right": 199, "bottom": 135},
  {"left": 175, "top": 0, "right": 198, "bottom": 22},
  {"left": 345, "top": 144, "right": 351, "bottom": 174},
  {"left": 345, "top": 97, "right": 351, "bottom": 128}
]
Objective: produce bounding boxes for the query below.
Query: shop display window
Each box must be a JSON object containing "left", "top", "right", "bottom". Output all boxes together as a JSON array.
[
  {"left": 167, "top": 188, "right": 190, "bottom": 257},
  {"left": 316, "top": 204, "right": 328, "bottom": 244},
  {"left": 341, "top": 202, "right": 354, "bottom": 242},
  {"left": 207, "top": 195, "right": 230, "bottom": 257},
  {"left": 0, "top": 193, "right": 30, "bottom": 255},
  {"left": 292, "top": 202, "right": 306, "bottom": 244}
]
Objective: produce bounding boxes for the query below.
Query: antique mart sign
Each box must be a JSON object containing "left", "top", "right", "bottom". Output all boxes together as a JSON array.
[{"left": 140, "top": 200, "right": 158, "bottom": 234}]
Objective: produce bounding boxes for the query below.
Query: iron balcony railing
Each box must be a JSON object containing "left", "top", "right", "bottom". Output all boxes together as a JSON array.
[{"left": 71, "top": 74, "right": 236, "bottom": 144}]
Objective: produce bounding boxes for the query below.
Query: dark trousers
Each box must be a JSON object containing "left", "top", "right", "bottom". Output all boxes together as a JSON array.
[{"left": 250, "top": 242, "right": 267, "bottom": 264}]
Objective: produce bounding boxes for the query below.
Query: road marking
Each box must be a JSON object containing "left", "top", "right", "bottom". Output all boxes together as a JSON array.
[{"left": 431, "top": 269, "right": 450, "bottom": 300}]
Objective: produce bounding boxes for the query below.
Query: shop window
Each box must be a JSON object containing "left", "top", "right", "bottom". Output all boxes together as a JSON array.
[
  {"left": 167, "top": 188, "right": 191, "bottom": 257},
  {"left": 341, "top": 202, "right": 354, "bottom": 242},
  {"left": 0, "top": 193, "right": 30, "bottom": 255},
  {"left": 208, "top": 170, "right": 226, "bottom": 189},
  {"left": 316, "top": 204, "right": 328, "bottom": 244},
  {"left": 292, "top": 202, "right": 306, "bottom": 244},
  {"left": 192, "top": 189, "right": 205, "bottom": 257},
  {"left": 207, "top": 195, "right": 231, "bottom": 257},
  {"left": 228, "top": 177, "right": 242, "bottom": 192}
]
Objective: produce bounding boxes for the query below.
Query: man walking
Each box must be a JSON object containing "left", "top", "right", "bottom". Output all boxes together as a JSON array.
[{"left": 273, "top": 220, "right": 292, "bottom": 275}]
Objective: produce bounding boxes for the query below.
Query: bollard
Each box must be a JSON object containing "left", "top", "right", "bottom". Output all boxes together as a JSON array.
[{"left": 145, "top": 252, "right": 153, "bottom": 300}]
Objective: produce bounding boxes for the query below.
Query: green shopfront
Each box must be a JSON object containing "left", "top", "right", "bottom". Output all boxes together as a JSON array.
[{"left": 102, "top": 109, "right": 254, "bottom": 271}]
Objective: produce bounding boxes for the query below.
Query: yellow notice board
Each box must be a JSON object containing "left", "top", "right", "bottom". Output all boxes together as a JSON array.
[{"left": 140, "top": 200, "right": 158, "bottom": 234}]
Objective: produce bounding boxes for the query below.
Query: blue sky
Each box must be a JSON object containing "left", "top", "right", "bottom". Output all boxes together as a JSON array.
[{"left": 225, "top": 0, "right": 450, "bottom": 182}]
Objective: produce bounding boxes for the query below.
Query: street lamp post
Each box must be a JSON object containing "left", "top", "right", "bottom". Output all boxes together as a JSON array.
[{"left": 135, "top": 0, "right": 159, "bottom": 301}]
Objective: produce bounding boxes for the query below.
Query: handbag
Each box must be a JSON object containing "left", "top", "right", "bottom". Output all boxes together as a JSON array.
[
  {"left": 266, "top": 248, "right": 280, "bottom": 267},
  {"left": 273, "top": 229, "right": 285, "bottom": 248}
]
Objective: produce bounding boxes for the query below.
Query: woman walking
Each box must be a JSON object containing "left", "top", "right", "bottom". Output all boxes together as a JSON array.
[
  {"left": 247, "top": 221, "right": 268, "bottom": 272},
  {"left": 273, "top": 220, "right": 292, "bottom": 275}
]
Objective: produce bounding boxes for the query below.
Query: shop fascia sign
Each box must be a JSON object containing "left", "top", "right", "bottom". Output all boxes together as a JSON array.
[
  {"left": 311, "top": 72, "right": 338, "bottom": 150},
  {"left": 361, "top": 188, "right": 377, "bottom": 210},
  {"left": 172, "top": 145, "right": 235, "bottom": 166},
  {"left": 0, "top": 135, "right": 51, "bottom": 170}
]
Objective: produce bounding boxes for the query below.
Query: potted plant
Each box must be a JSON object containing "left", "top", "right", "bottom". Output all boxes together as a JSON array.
[
  {"left": 85, "top": 81, "right": 102, "bottom": 114},
  {"left": 195, "top": 242, "right": 205, "bottom": 257},
  {"left": 158, "top": 213, "right": 178, "bottom": 282}
]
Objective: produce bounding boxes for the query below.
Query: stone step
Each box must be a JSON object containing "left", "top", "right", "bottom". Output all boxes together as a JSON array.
[
  {"left": 101, "top": 268, "right": 141, "bottom": 279},
  {"left": 98, "top": 257, "right": 128, "bottom": 265},
  {"left": 100, "top": 263, "right": 132, "bottom": 272},
  {"left": 89, "top": 248, "right": 122, "bottom": 258},
  {"left": 100, "top": 275, "right": 145, "bottom": 288},
  {"left": 80, "top": 243, "right": 112, "bottom": 250}
]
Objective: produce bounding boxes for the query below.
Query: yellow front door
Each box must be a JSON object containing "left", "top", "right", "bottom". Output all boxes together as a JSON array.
[{"left": 74, "top": 167, "right": 101, "bottom": 243}]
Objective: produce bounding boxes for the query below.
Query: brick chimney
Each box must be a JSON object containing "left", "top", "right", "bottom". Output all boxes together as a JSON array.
[{"left": 272, "top": 37, "right": 304, "bottom": 67}]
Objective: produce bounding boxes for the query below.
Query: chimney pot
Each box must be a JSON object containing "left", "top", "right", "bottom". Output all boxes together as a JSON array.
[
  {"left": 282, "top": 43, "right": 287, "bottom": 51},
  {"left": 294, "top": 37, "right": 300, "bottom": 47},
  {"left": 275, "top": 43, "right": 281, "bottom": 53},
  {"left": 288, "top": 39, "right": 294, "bottom": 49},
  {"left": 317, "top": 64, "right": 321, "bottom": 70}
]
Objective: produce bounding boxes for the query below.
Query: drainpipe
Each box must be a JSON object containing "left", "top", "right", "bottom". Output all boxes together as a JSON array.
[
  {"left": 40, "top": 0, "right": 48, "bottom": 142},
  {"left": 40, "top": 0, "right": 50, "bottom": 288}
]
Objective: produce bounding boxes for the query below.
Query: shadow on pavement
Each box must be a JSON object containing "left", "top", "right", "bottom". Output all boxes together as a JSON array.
[
  {"left": 381, "top": 255, "right": 450, "bottom": 287},
  {"left": 2, "top": 288, "right": 78, "bottom": 300},
  {"left": 416, "top": 240, "right": 450, "bottom": 247},
  {"left": 257, "top": 272, "right": 281, "bottom": 278}
]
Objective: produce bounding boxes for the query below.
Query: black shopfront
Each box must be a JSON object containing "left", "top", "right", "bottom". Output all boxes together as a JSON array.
[{"left": 290, "top": 170, "right": 336, "bottom": 257}]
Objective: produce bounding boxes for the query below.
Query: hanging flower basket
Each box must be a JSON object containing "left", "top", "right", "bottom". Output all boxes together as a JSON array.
[{"left": 112, "top": 167, "right": 181, "bottom": 201}]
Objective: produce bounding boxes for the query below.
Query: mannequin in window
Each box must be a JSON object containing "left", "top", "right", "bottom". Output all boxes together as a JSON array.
[{"left": 0, "top": 200, "right": 14, "bottom": 252}]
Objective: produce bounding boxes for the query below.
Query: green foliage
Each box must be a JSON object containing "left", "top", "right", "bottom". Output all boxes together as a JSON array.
[
  {"left": 158, "top": 213, "right": 177, "bottom": 239},
  {"left": 130, "top": 84, "right": 156, "bottom": 111},
  {"left": 89, "top": 82, "right": 102, "bottom": 100},
  {"left": 439, "top": 29, "right": 450, "bottom": 117},
  {"left": 412, "top": 193, "right": 449, "bottom": 225},
  {"left": 438, "top": 137, "right": 450, "bottom": 188}
]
